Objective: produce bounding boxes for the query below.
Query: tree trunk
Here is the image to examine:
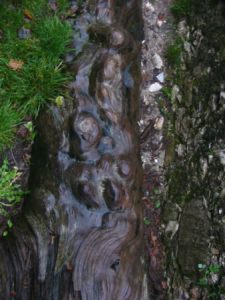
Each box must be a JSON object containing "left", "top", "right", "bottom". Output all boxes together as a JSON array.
[{"left": 0, "top": 1, "right": 147, "bottom": 299}]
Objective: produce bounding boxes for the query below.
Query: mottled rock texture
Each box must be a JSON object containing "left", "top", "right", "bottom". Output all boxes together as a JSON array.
[{"left": 162, "top": 0, "right": 225, "bottom": 298}]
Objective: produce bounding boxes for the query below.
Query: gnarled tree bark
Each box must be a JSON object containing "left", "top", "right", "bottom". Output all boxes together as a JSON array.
[{"left": 0, "top": 1, "right": 147, "bottom": 299}]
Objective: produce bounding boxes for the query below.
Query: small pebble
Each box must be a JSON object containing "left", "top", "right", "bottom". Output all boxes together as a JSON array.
[
  {"left": 157, "top": 14, "right": 166, "bottom": 27},
  {"left": 18, "top": 27, "right": 31, "bottom": 39},
  {"left": 165, "top": 221, "right": 179, "bottom": 239},
  {"left": 220, "top": 91, "right": 225, "bottom": 99},
  {"left": 156, "top": 72, "right": 165, "bottom": 83},
  {"left": 149, "top": 82, "right": 162, "bottom": 92},
  {"left": 157, "top": 20, "right": 163, "bottom": 27},
  {"left": 211, "top": 247, "right": 220, "bottom": 256},
  {"left": 171, "top": 85, "right": 180, "bottom": 101},
  {"left": 138, "top": 119, "right": 144, "bottom": 126},
  {"left": 152, "top": 53, "right": 163, "bottom": 69},
  {"left": 154, "top": 116, "right": 164, "bottom": 130},
  {"left": 145, "top": 2, "right": 155, "bottom": 11},
  {"left": 176, "top": 143, "right": 185, "bottom": 156},
  {"left": 211, "top": 273, "right": 219, "bottom": 284}
]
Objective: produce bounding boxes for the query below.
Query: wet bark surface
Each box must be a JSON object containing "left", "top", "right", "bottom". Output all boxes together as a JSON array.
[{"left": 0, "top": 1, "right": 147, "bottom": 299}]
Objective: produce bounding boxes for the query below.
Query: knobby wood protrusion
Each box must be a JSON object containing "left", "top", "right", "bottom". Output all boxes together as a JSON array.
[{"left": 0, "top": 1, "right": 147, "bottom": 299}]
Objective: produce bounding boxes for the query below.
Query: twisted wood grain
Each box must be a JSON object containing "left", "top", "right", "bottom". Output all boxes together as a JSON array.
[{"left": 0, "top": 1, "right": 146, "bottom": 299}]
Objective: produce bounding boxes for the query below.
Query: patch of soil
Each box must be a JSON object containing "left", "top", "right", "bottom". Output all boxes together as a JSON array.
[{"left": 140, "top": 0, "right": 174, "bottom": 298}]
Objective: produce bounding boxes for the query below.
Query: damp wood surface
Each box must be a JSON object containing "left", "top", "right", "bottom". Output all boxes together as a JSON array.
[{"left": 0, "top": 0, "right": 148, "bottom": 299}]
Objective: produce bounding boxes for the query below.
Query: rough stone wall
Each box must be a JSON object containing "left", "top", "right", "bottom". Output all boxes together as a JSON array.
[{"left": 162, "top": 1, "right": 225, "bottom": 298}]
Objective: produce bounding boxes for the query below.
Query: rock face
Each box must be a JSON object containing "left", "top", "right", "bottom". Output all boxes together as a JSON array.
[
  {"left": 162, "top": 1, "right": 225, "bottom": 298},
  {"left": 0, "top": 1, "right": 147, "bottom": 299},
  {"left": 178, "top": 200, "right": 210, "bottom": 279}
]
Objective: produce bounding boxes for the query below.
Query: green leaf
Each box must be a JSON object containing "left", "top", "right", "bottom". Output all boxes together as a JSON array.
[
  {"left": 7, "top": 219, "right": 13, "bottom": 228},
  {"left": 3, "top": 231, "right": 8, "bottom": 237},
  {"left": 197, "top": 263, "right": 206, "bottom": 269},
  {"left": 55, "top": 95, "right": 64, "bottom": 107},
  {"left": 155, "top": 201, "right": 161, "bottom": 209},
  {"left": 198, "top": 277, "right": 207, "bottom": 286},
  {"left": 209, "top": 264, "right": 220, "bottom": 274},
  {"left": 0, "top": 159, "right": 25, "bottom": 218},
  {"left": 24, "top": 121, "right": 33, "bottom": 132},
  {"left": 143, "top": 217, "right": 151, "bottom": 225}
]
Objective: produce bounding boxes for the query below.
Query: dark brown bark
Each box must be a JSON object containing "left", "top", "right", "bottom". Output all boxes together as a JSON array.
[{"left": 0, "top": 1, "right": 146, "bottom": 299}]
